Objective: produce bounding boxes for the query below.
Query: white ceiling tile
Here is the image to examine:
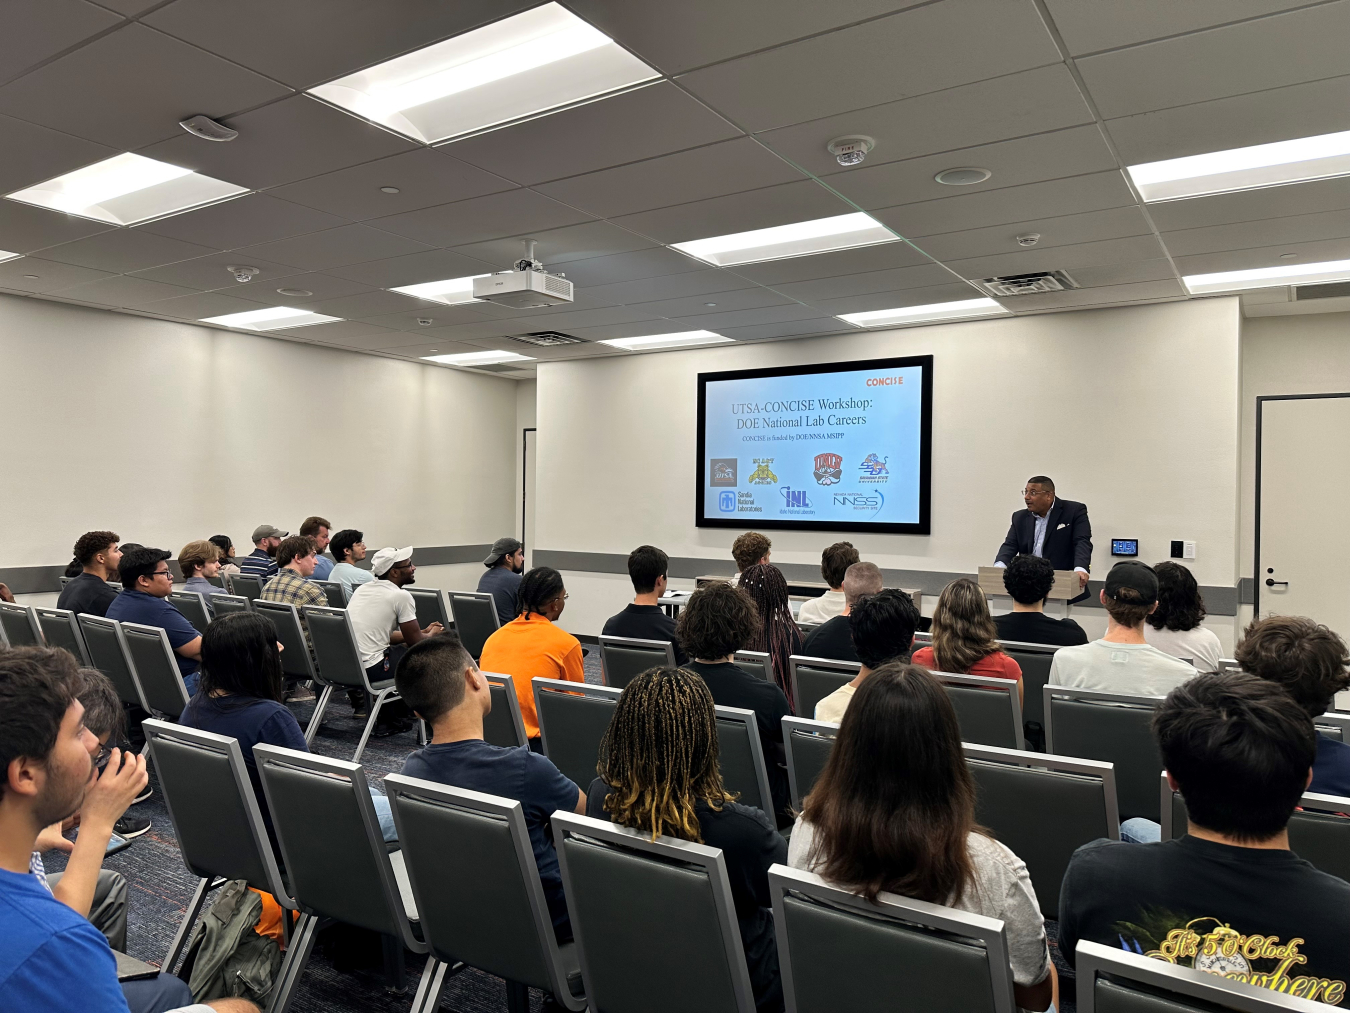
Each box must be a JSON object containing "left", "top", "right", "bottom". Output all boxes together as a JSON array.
[
  {"left": 90, "top": 0, "right": 163, "bottom": 13},
  {"left": 323, "top": 249, "right": 499, "bottom": 288},
  {"left": 1077, "top": 2, "right": 1350, "bottom": 118},
  {"left": 1006, "top": 279, "right": 1186, "bottom": 312},
  {"left": 0, "top": 0, "right": 123, "bottom": 86},
  {"left": 304, "top": 290, "right": 428, "bottom": 319},
  {"left": 806, "top": 282, "right": 983, "bottom": 314},
  {"left": 143, "top": 291, "right": 272, "bottom": 319},
  {"left": 726, "top": 241, "right": 935, "bottom": 285},
  {"left": 1173, "top": 238, "right": 1350, "bottom": 275},
  {"left": 633, "top": 286, "right": 793, "bottom": 318},
  {"left": 1068, "top": 261, "right": 1179, "bottom": 287},
  {"left": 410, "top": 319, "right": 527, "bottom": 342},
  {"left": 136, "top": 194, "right": 348, "bottom": 250},
  {"left": 138, "top": 96, "right": 418, "bottom": 191},
  {"left": 0, "top": 24, "right": 290, "bottom": 149},
  {"left": 371, "top": 189, "right": 596, "bottom": 248},
  {"left": 770, "top": 262, "right": 962, "bottom": 303},
  {"left": 56, "top": 274, "right": 200, "bottom": 306},
  {"left": 449, "top": 221, "right": 658, "bottom": 271},
  {"left": 1148, "top": 177, "right": 1350, "bottom": 233},
  {"left": 716, "top": 318, "right": 845, "bottom": 342},
  {"left": 0, "top": 256, "right": 114, "bottom": 292},
  {"left": 945, "top": 234, "right": 1169, "bottom": 279},
  {"left": 329, "top": 328, "right": 472, "bottom": 351},
  {"left": 0, "top": 114, "right": 119, "bottom": 195},
  {"left": 128, "top": 253, "right": 305, "bottom": 291},
  {"left": 612, "top": 179, "right": 855, "bottom": 244},
  {"left": 677, "top": 0, "right": 1061, "bottom": 132},
  {"left": 233, "top": 224, "right": 437, "bottom": 271},
  {"left": 584, "top": 269, "right": 761, "bottom": 306},
  {"left": 38, "top": 228, "right": 217, "bottom": 273},
  {"left": 222, "top": 272, "right": 378, "bottom": 305},
  {"left": 915, "top": 206, "right": 1153, "bottom": 263},
  {"left": 552, "top": 247, "right": 708, "bottom": 286},
  {"left": 1043, "top": 0, "right": 1322, "bottom": 56},
  {"left": 1162, "top": 208, "right": 1350, "bottom": 258},
  {"left": 0, "top": 199, "right": 115, "bottom": 253},
  {"left": 358, "top": 305, "right": 508, "bottom": 332},
  {"left": 377, "top": 337, "right": 487, "bottom": 356},
  {"left": 488, "top": 306, "right": 670, "bottom": 333},
  {"left": 651, "top": 302, "right": 825, "bottom": 330}
]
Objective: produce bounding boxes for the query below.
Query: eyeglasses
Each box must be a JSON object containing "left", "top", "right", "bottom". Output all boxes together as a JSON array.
[
  {"left": 95, "top": 743, "right": 114, "bottom": 767},
  {"left": 151, "top": 569, "right": 172, "bottom": 578}
]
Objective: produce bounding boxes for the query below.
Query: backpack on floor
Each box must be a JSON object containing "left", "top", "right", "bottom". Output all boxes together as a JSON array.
[{"left": 179, "top": 879, "right": 282, "bottom": 1004}]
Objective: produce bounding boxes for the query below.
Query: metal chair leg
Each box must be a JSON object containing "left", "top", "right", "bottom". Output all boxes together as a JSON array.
[
  {"left": 267, "top": 912, "right": 317, "bottom": 1013},
  {"left": 353, "top": 688, "right": 392, "bottom": 763},
  {"left": 303, "top": 684, "right": 333, "bottom": 746},
  {"left": 382, "top": 933, "right": 407, "bottom": 994},
  {"left": 162, "top": 876, "right": 214, "bottom": 973}
]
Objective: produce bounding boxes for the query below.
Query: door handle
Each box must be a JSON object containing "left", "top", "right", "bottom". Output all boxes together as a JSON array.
[{"left": 1265, "top": 579, "right": 1289, "bottom": 587}]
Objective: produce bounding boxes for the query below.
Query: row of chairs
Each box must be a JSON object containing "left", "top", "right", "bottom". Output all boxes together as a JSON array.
[{"left": 144, "top": 718, "right": 1321, "bottom": 1013}]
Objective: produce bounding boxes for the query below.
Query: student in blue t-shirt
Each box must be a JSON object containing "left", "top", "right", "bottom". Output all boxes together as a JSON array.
[
  {"left": 0, "top": 646, "right": 257, "bottom": 1013},
  {"left": 396, "top": 634, "right": 585, "bottom": 941},
  {"left": 105, "top": 547, "right": 203, "bottom": 695}
]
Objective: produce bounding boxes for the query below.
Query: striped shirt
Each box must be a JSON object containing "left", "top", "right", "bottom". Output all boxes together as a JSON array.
[{"left": 239, "top": 548, "right": 279, "bottom": 581}]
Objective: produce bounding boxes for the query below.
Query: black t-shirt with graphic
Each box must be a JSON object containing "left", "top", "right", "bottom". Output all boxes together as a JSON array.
[{"left": 1059, "top": 836, "right": 1350, "bottom": 1005}]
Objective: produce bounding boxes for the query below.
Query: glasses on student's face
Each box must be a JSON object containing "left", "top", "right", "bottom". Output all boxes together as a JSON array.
[
  {"left": 151, "top": 569, "right": 172, "bottom": 578},
  {"left": 95, "top": 743, "right": 113, "bottom": 767}
]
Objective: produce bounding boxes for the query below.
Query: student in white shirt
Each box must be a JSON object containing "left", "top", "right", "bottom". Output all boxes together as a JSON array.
[
  {"left": 797, "top": 541, "right": 858, "bottom": 625},
  {"left": 1142, "top": 561, "right": 1223, "bottom": 674}
]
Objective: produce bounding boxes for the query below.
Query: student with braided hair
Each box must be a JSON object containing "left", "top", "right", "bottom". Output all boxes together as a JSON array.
[
  {"left": 586, "top": 668, "right": 787, "bottom": 1013},
  {"left": 737, "top": 563, "right": 802, "bottom": 708},
  {"left": 479, "top": 566, "right": 585, "bottom": 750}
]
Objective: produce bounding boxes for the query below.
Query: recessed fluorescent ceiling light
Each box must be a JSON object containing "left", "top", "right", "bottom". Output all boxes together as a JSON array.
[
  {"left": 422, "top": 349, "right": 535, "bottom": 366},
  {"left": 1128, "top": 130, "right": 1350, "bottom": 202},
  {"left": 308, "top": 3, "right": 658, "bottom": 144},
  {"left": 199, "top": 307, "right": 342, "bottom": 331},
  {"left": 838, "top": 298, "right": 1010, "bottom": 327},
  {"left": 672, "top": 213, "right": 897, "bottom": 267},
  {"left": 390, "top": 275, "right": 490, "bottom": 305},
  {"left": 1183, "top": 258, "right": 1350, "bottom": 294},
  {"left": 0, "top": 250, "right": 20, "bottom": 264},
  {"left": 6, "top": 153, "right": 247, "bottom": 225},
  {"left": 600, "top": 330, "right": 732, "bottom": 351}
]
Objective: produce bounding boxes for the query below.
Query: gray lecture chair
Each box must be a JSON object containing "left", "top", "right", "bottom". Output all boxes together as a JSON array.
[
  {"left": 227, "top": 573, "right": 265, "bottom": 602},
  {"left": 733, "top": 649, "right": 772, "bottom": 683},
  {"left": 771, "top": 864, "right": 1019, "bottom": 1013},
  {"left": 120, "top": 622, "right": 191, "bottom": 719},
  {"left": 534, "top": 678, "right": 623, "bottom": 791},
  {"left": 1314, "top": 710, "right": 1350, "bottom": 742},
  {"left": 167, "top": 590, "right": 212, "bottom": 635},
  {"left": 967, "top": 744, "right": 1118, "bottom": 918},
  {"left": 483, "top": 672, "right": 530, "bottom": 749},
  {"left": 211, "top": 593, "right": 252, "bottom": 617},
  {"left": 1075, "top": 939, "right": 1327, "bottom": 1013},
  {"left": 142, "top": 720, "right": 303, "bottom": 979},
  {"left": 206, "top": 574, "right": 225, "bottom": 589},
  {"left": 253, "top": 744, "right": 428, "bottom": 1013},
  {"left": 783, "top": 716, "right": 838, "bottom": 811},
  {"left": 314, "top": 579, "right": 347, "bottom": 608},
  {"left": 251, "top": 600, "right": 326, "bottom": 744},
  {"left": 384, "top": 775, "right": 586, "bottom": 1013},
  {"left": 996, "top": 639, "right": 1061, "bottom": 746},
  {"left": 448, "top": 591, "right": 500, "bottom": 660},
  {"left": 59, "top": 575, "right": 73, "bottom": 589},
  {"left": 409, "top": 587, "right": 451, "bottom": 631},
  {"left": 1217, "top": 657, "right": 1241, "bottom": 673},
  {"left": 78, "top": 615, "right": 148, "bottom": 711},
  {"left": 1046, "top": 685, "right": 1166, "bottom": 821},
  {"left": 554, "top": 812, "right": 758, "bottom": 1013},
  {"left": 934, "top": 671, "right": 1025, "bottom": 750},
  {"left": 715, "top": 705, "right": 775, "bottom": 817},
  {"left": 302, "top": 605, "right": 408, "bottom": 762},
  {"left": 33, "top": 607, "right": 91, "bottom": 666},
  {"left": 788, "top": 655, "right": 861, "bottom": 719},
  {"left": 598, "top": 635, "right": 676, "bottom": 689},
  {"left": 0, "top": 601, "right": 42, "bottom": 647}
]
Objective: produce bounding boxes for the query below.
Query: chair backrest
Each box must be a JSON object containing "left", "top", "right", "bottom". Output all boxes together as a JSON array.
[
  {"left": 228, "top": 573, "right": 265, "bottom": 602},
  {"left": 533, "top": 678, "right": 622, "bottom": 791},
  {"left": 732, "top": 650, "right": 772, "bottom": 684},
  {"left": 482, "top": 672, "right": 530, "bottom": 749},
  {"left": 302, "top": 606, "right": 367, "bottom": 690},
  {"left": 250, "top": 600, "right": 318, "bottom": 682},
  {"left": 966, "top": 744, "right": 1118, "bottom": 918},
  {"left": 0, "top": 602, "right": 42, "bottom": 648},
  {"left": 783, "top": 716, "right": 838, "bottom": 811},
  {"left": 935, "top": 671, "right": 1025, "bottom": 750},
  {"left": 599, "top": 635, "right": 676, "bottom": 689},
  {"left": 167, "top": 590, "right": 211, "bottom": 635},
  {"left": 996, "top": 639, "right": 1060, "bottom": 729},
  {"left": 207, "top": 574, "right": 225, "bottom": 588},
  {"left": 384, "top": 775, "right": 576, "bottom": 1000},
  {"left": 771, "top": 864, "right": 1017, "bottom": 1013},
  {"left": 77, "top": 615, "right": 147, "bottom": 710},
  {"left": 314, "top": 580, "right": 347, "bottom": 608},
  {"left": 1314, "top": 711, "right": 1350, "bottom": 743},
  {"left": 1216, "top": 657, "right": 1241, "bottom": 673},
  {"left": 142, "top": 720, "right": 293, "bottom": 906},
  {"left": 554, "top": 812, "right": 757, "bottom": 1013},
  {"left": 211, "top": 593, "right": 251, "bottom": 617},
  {"left": 33, "top": 608, "right": 91, "bottom": 666},
  {"left": 714, "top": 705, "right": 774, "bottom": 815},
  {"left": 120, "top": 623, "right": 191, "bottom": 718},
  {"left": 59, "top": 575, "right": 72, "bottom": 589},
  {"left": 253, "top": 744, "right": 421, "bottom": 950},
  {"left": 1046, "top": 686, "right": 1165, "bottom": 820},
  {"left": 1075, "top": 939, "right": 1327, "bottom": 1012},
  {"left": 408, "top": 587, "right": 450, "bottom": 630},
  {"left": 448, "top": 592, "right": 500, "bottom": 659},
  {"left": 789, "top": 655, "right": 861, "bottom": 719}
]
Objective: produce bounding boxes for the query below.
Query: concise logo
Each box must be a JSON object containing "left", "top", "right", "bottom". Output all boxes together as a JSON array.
[
  {"left": 781, "top": 487, "right": 812, "bottom": 509},
  {"left": 833, "top": 490, "right": 885, "bottom": 518},
  {"left": 718, "top": 491, "right": 736, "bottom": 512},
  {"left": 748, "top": 458, "right": 778, "bottom": 485},
  {"left": 710, "top": 458, "right": 738, "bottom": 487},
  {"left": 813, "top": 452, "right": 843, "bottom": 485},
  {"left": 858, "top": 453, "right": 889, "bottom": 483}
]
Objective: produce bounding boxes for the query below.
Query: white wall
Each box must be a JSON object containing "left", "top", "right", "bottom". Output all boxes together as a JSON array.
[{"left": 0, "top": 293, "right": 519, "bottom": 568}]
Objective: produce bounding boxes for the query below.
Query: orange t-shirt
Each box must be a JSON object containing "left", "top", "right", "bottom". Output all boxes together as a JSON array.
[
  {"left": 479, "top": 613, "right": 586, "bottom": 738},
  {"left": 911, "top": 645, "right": 1023, "bottom": 683}
]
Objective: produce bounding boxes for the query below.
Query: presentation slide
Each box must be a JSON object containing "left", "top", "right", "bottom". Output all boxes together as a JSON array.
[{"left": 696, "top": 355, "right": 932, "bottom": 534}]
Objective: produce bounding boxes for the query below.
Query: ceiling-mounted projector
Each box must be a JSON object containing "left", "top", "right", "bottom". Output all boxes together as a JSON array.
[{"left": 473, "top": 239, "right": 574, "bottom": 309}]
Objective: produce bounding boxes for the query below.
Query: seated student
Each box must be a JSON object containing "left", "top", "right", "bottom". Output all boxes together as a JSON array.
[
  {"left": 993, "top": 554, "right": 1088, "bottom": 647},
  {"left": 1058, "top": 673, "right": 1350, "bottom": 1003},
  {"left": 397, "top": 636, "right": 584, "bottom": 946},
  {"left": 1142, "top": 561, "right": 1222, "bottom": 673},
  {"left": 676, "top": 582, "right": 792, "bottom": 828},
  {"left": 238, "top": 525, "right": 285, "bottom": 582},
  {"left": 105, "top": 547, "right": 203, "bottom": 695},
  {"left": 297, "top": 517, "right": 333, "bottom": 581},
  {"left": 800, "top": 561, "right": 884, "bottom": 664},
  {"left": 209, "top": 535, "right": 240, "bottom": 577},
  {"left": 600, "top": 545, "right": 688, "bottom": 666},
  {"left": 587, "top": 668, "right": 786, "bottom": 1013},
  {"left": 178, "top": 539, "right": 227, "bottom": 616},
  {"left": 912, "top": 578, "right": 1024, "bottom": 701},
  {"left": 327, "top": 529, "right": 374, "bottom": 597},
  {"left": 178, "top": 612, "right": 396, "bottom": 847},
  {"left": 814, "top": 589, "right": 919, "bottom": 724},
  {"left": 728, "top": 531, "right": 770, "bottom": 588},
  {"left": 0, "top": 647, "right": 257, "bottom": 1013},
  {"left": 256, "top": 535, "right": 327, "bottom": 655},
  {"left": 1237, "top": 614, "right": 1350, "bottom": 796},
  {"left": 797, "top": 541, "right": 858, "bottom": 626},
  {"left": 56, "top": 531, "right": 122, "bottom": 618},
  {"left": 477, "top": 537, "right": 525, "bottom": 626},
  {"left": 789, "top": 663, "right": 1056, "bottom": 1013},
  {"left": 739, "top": 563, "right": 802, "bottom": 709},
  {"left": 1048, "top": 561, "right": 1195, "bottom": 696},
  {"left": 479, "top": 567, "right": 585, "bottom": 749}
]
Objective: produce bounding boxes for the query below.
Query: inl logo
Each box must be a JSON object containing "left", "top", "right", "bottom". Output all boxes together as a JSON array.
[{"left": 780, "top": 487, "right": 811, "bottom": 509}]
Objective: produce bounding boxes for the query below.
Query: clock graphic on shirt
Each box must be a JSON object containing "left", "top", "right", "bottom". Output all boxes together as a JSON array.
[{"left": 1193, "top": 925, "right": 1250, "bottom": 976}]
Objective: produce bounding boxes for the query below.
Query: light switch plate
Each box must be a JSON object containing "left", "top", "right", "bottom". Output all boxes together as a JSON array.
[{"left": 1183, "top": 540, "right": 1196, "bottom": 560}]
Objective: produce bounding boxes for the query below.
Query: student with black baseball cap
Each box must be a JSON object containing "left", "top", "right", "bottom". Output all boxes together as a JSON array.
[
  {"left": 477, "top": 536, "right": 524, "bottom": 626},
  {"left": 1047, "top": 560, "right": 1196, "bottom": 696}
]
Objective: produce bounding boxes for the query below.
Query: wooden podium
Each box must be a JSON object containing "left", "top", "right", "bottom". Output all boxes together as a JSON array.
[{"left": 977, "top": 565, "right": 1081, "bottom": 607}]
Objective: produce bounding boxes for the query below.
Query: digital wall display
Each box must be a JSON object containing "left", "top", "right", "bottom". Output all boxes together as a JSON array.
[{"left": 696, "top": 355, "right": 932, "bottom": 534}]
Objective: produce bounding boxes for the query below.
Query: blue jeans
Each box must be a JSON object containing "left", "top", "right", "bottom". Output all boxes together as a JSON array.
[
  {"left": 1121, "top": 817, "right": 1161, "bottom": 843},
  {"left": 121, "top": 972, "right": 194, "bottom": 1013},
  {"left": 371, "top": 790, "right": 397, "bottom": 843}
]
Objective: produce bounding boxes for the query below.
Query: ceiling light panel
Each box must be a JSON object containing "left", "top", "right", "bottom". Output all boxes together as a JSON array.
[
  {"left": 0, "top": 250, "right": 20, "bottom": 264},
  {"left": 308, "top": 3, "right": 659, "bottom": 145},
  {"left": 672, "top": 213, "right": 898, "bottom": 267},
  {"left": 422, "top": 349, "right": 536, "bottom": 366},
  {"left": 600, "top": 330, "right": 732, "bottom": 351},
  {"left": 1129, "top": 130, "right": 1350, "bottom": 203},
  {"left": 838, "top": 298, "right": 1010, "bottom": 327},
  {"left": 1183, "top": 258, "right": 1350, "bottom": 295},
  {"left": 6, "top": 153, "right": 248, "bottom": 226},
  {"left": 200, "top": 306, "right": 342, "bottom": 331},
  {"left": 390, "top": 274, "right": 490, "bottom": 305}
]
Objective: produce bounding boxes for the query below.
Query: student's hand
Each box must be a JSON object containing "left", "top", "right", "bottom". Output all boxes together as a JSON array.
[
  {"left": 79, "top": 748, "right": 148, "bottom": 833},
  {"left": 0, "top": 582, "right": 13, "bottom": 603},
  {"left": 424, "top": 622, "right": 444, "bottom": 636},
  {"left": 35, "top": 821, "right": 75, "bottom": 854}
]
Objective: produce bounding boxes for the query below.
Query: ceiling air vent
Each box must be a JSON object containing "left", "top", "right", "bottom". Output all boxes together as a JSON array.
[
  {"left": 975, "top": 271, "right": 1079, "bottom": 297},
  {"left": 507, "top": 331, "right": 588, "bottom": 347},
  {"left": 1295, "top": 281, "right": 1350, "bottom": 300},
  {"left": 470, "top": 363, "right": 532, "bottom": 374}
]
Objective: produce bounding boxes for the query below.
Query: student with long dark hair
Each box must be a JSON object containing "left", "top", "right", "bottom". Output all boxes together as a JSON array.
[
  {"left": 788, "top": 663, "right": 1056, "bottom": 1012},
  {"left": 1143, "top": 561, "right": 1222, "bottom": 673},
  {"left": 588, "top": 668, "right": 786, "bottom": 1012},
  {"left": 737, "top": 563, "right": 802, "bottom": 708}
]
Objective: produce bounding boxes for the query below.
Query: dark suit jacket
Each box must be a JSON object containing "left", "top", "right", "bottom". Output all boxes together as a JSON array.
[{"left": 996, "top": 498, "right": 1093, "bottom": 574}]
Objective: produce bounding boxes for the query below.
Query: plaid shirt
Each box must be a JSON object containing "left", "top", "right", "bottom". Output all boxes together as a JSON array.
[{"left": 259, "top": 568, "right": 327, "bottom": 661}]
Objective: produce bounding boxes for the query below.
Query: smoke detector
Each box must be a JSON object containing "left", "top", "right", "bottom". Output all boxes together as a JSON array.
[
  {"left": 179, "top": 115, "right": 238, "bottom": 142},
  {"left": 975, "top": 271, "right": 1079, "bottom": 297},
  {"left": 226, "top": 265, "right": 259, "bottom": 283},
  {"left": 827, "top": 135, "right": 875, "bottom": 167},
  {"left": 472, "top": 239, "right": 574, "bottom": 309},
  {"left": 1017, "top": 233, "right": 1040, "bottom": 247}
]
